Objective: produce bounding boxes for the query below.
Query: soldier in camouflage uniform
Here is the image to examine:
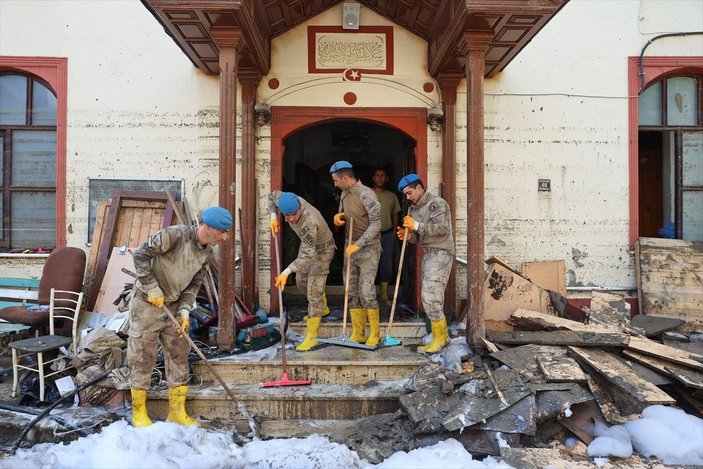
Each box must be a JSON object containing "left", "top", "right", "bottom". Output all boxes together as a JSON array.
[
  {"left": 269, "top": 191, "right": 335, "bottom": 351},
  {"left": 330, "top": 160, "right": 383, "bottom": 347},
  {"left": 127, "top": 206, "right": 232, "bottom": 427},
  {"left": 397, "top": 174, "right": 454, "bottom": 353}
]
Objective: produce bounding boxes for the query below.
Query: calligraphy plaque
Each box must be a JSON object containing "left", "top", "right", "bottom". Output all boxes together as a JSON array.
[{"left": 307, "top": 26, "right": 394, "bottom": 75}]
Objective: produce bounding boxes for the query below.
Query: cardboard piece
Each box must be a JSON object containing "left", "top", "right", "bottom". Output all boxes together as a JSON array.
[
  {"left": 93, "top": 247, "right": 136, "bottom": 315},
  {"left": 522, "top": 260, "right": 567, "bottom": 296},
  {"left": 484, "top": 262, "right": 555, "bottom": 322}
]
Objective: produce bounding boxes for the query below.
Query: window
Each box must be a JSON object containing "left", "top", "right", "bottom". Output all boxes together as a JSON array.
[
  {"left": 637, "top": 74, "right": 702, "bottom": 241},
  {"left": 0, "top": 73, "right": 57, "bottom": 252}
]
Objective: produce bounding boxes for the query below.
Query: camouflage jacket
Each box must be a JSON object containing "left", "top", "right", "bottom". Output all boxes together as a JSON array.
[{"left": 133, "top": 225, "right": 212, "bottom": 311}]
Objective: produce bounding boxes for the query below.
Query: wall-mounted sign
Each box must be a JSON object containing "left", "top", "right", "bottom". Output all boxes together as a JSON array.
[{"left": 308, "top": 26, "right": 394, "bottom": 75}]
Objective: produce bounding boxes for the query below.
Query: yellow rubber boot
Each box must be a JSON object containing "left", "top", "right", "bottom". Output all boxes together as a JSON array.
[
  {"left": 305, "top": 292, "right": 330, "bottom": 321},
  {"left": 322, "top": 292, "right": 330, "bottom": 317},
  {"left": 296, "top": 316, "right": 321, "bottom": 351},
  {"left": 348, "top": 308, "right": 368, "bottom": 343},
  {"left": 365, "top": 308, "right": 381, "bottom": 347},
  {"left": 130, "top": 388, "right": 153, "bottom": 428},
  {"left": 379, "top": 282, "right": 389, "bottom": 303},
  {"left": 418, "top": 318, "right": 449, "bottom": 354},
  {"left": 166, "top": 385, "right": 200, "bottom": 426}
]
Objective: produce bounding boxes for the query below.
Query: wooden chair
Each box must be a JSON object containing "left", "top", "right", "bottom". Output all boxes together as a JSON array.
[{"left": 9, "top": 289, "right": 84, "bottom": 402}]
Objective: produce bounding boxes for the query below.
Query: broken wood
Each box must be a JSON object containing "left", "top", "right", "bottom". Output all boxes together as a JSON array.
[
  {"left": 536, "top": 355, "right": 588, "bottom": 384},
  {"left": 488, "top": 330, "right": 630, "bottom": 347},
  {"left": 509, "top": 308, "right": 608, "bottom": 333},
  {"left": 568, "top": 346, "right": 676, "bottom": 406},
  {"left": 622, "top": 349, "right": 703, "bottom": 390},
  {"left": 637, "top": 237, "right": 703, "bottom": 322},
  {"left": 492, "top": 344, "right": 567, "bottom": 384},
  {"left": 630, "top": 314, "right": 685, "bottom": 337},
  {"left": 627, "top": 336, "right": 703, "bottom": 372},
  {"left": 522, "top": 260, "right": 566, "bottom": 296}
]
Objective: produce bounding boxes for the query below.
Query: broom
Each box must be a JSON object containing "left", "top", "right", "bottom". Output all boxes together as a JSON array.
[
  {"left": 382, "top": 208, "right": 413, "bottom": 347},
  {"left": 260, "top": 228, "right": 312, "bottom": 387}
]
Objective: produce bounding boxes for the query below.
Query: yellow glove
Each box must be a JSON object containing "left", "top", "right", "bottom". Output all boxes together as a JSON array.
[
  {"left": 345, "top": 243, "right": 360, "bottom": 258},
  {"left": 177, "top": 308, "right": 190, "bottom": 336},
  {"left": 269, "top": 214, "right": 280, "bottom": 235},
  {"left": 333, "top": 212, "right": 346, "bottom": 227},
  {"left": 275, "top": 272, "right": 289, "bottom": 291},
  {"left": 147, "top": 287, "right": 164, "bottom": 308},
  {"left": 403, "top": 215, "right": 419, "bottom": 231},
  {"left": 396, "top": 227, "right": 409, "bottom": 240}
]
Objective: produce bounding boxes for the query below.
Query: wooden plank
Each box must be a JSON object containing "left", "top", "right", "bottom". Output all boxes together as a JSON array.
[
  {"left": 637, "top": 237, "right": 703, "bottom": 322},
  {"left": 0, "top": 278, "right": 41, "bottom": 288},
  {"left": 627, "top": 336, "right": 703, "bottom": 372},
  {"left": 536, "top": 354, "right": 588, "bottom": 383},
  {"left": 623, "top": 349, "right": 703, "bottom": 390},
  {"left": 587, "top": 290, "right": 631, "bottom": 331},
  {"left": 488, "top": 330, "right": 630, "bottom": 347},
  {"left": 510, "top": 308, "right": 608, "bottom": 333},
  {"left": 586, "top": 375, "right": 629, "bottom": 425},
  {"left": 491, "top": 344, "right": 566, "bottom": 384},
  {"left": 568, "top": 346, "right": 675, "bottom": 406}
]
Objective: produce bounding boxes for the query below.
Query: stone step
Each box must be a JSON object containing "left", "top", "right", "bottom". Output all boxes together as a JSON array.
[
  {"left": 192, "top": 342, "right": 428, "bottom": 385},
  {"left": 288, "top": 320, "right": 426, "bottom": 339},
  {"left": 147, "top": 380, "right": 406, "bottom": 421}
]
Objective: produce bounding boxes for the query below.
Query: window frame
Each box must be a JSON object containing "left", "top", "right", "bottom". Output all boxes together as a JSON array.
[
  {"left": 0, "top": 57, "right": 68, "bottom": 251},
  {"left": 627, "top": 56, "right": 703, "bottom": 248}
]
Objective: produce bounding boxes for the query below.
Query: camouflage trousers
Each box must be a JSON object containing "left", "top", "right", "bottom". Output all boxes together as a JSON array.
[
  {"left": 345, "top": 242, "right": 381, "bottom": 309},
  {"left": 127, "top": 295, "right": 189, "bottom": 390},
  {"left": 296, "top": 244, "right": 335, "bottom": 318},
  {"left": 421, "top": 249, "right": 452, "bottom": 322}
]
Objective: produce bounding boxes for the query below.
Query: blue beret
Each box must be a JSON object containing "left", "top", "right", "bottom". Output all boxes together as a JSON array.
[
  {"left": 329, "top": 160, "right": 353, "bottom": 173},
  {"left": 398, "top": 173, "right": 421, "bottom": 192},
  {"left": 278, "top": 192, "right": 300, "bottom": 215},
  {"left": 201, "top": 206, "right": 233, "bottom": 230}
]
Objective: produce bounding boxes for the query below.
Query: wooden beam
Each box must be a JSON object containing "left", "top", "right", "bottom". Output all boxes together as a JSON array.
[
  {"left": 428, "top": 2, "right": 467, "bottom": 76},
  {"left": 212, "top": 27, "right": 242, "bottom": 351},
  {"left": 465, "top": 30, "right": 493, "bottom": 349},
  {"left": 488, "top": 330, "right": 631, "bottom": 347},
  {"left": 239, "top": 70, "right": 260, "bottom": 311}
]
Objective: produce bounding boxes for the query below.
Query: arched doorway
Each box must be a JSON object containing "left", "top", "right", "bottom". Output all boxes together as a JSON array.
[{"left": 270, "top": 106, "right": 428, "bottom": 314}]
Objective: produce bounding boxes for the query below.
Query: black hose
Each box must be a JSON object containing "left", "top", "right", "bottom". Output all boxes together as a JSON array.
[
  {"left": 0, "top": 401, "right": 90, "bottom": 438},
  {"left": 9, "top": 370, "right": 112, "bottom": 455},
  {"left": 638, "top": 32, "right": 703, "bottom": 94}
]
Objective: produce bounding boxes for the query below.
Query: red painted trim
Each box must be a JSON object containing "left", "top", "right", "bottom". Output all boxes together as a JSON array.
[
  {"left": 269, "top": 106, "right": 427, "bottom": 311},
  {"left": 0, "top": 56, "right": 67, "bottom": 248},
  {"left": 307, "top": 26, "right": 394, "bottom": 75},
  {"left": 627, "top": 56, "right": 703, "bottom": 248}
]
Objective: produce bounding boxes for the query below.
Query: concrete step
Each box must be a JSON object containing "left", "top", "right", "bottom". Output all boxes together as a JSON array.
[
  {"left": 288, "top": 320, "right": 426, "bottom": 339},
  {"left": 147, "top": 380, "right": 406, "bottom": 421},
  {"left": 191, "top": 342, "right": 428, "bottom": 385}
]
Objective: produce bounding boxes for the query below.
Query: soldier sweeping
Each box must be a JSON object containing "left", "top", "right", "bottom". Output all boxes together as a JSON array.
[
  {"left": 127, "top": 206, "right": 232, "bottom": 427},
  {"left": 330, "top": 160, "right": 382, "bottom": 347},
  {"left": 269, "top": 191, "right": 335, "bottom": 351},
  {"left": 397, "top": 174, "right": 454, "bottom": 353}
]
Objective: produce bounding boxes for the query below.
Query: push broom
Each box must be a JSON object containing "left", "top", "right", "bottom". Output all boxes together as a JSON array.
[
  {"left": 261, "top": 229, "right": 312, "bottom": 387},
  {"left": 317, "top": 218, "right": 376, "bottom": 350},
  {"left": 382, "top": 208, "right": 412, "bottom": 347}
]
